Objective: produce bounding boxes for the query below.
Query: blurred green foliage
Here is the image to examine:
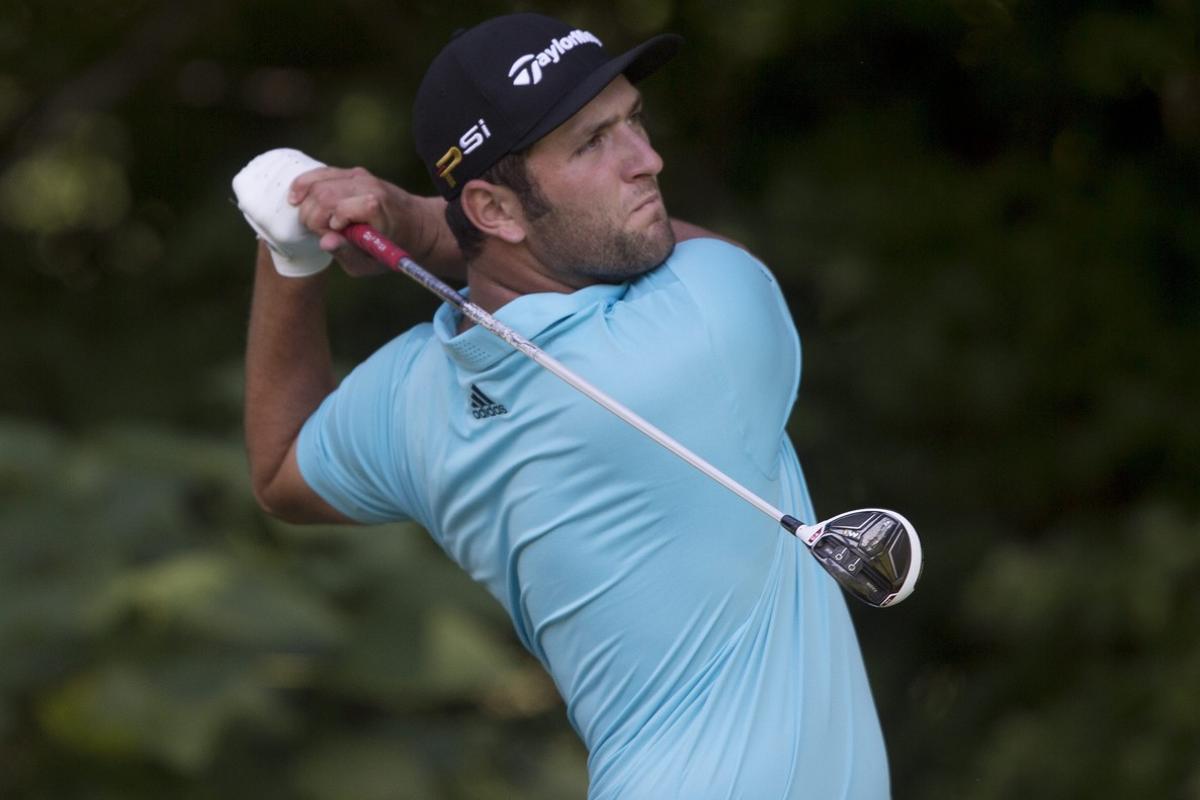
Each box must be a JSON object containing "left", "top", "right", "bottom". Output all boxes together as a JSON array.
[{"left": 1, "top": 0, "right": 1197, "bottom": 797}]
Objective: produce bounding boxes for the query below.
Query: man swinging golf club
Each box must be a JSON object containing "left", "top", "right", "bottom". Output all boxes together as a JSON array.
[{"left": 238, "top": 12, "right": 896, "bottom": 798}]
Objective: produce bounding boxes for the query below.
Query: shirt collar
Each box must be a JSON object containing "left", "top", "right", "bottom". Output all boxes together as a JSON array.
[{"left": 434, "top": 282, "right": 628, "bottom": 370}]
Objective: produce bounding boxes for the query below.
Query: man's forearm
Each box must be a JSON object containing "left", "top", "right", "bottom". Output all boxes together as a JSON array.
[{"left": 244, "top": 241, "right": 334, "bottom": 509}]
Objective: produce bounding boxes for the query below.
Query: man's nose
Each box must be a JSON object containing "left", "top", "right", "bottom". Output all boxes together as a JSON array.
[{"left": 620, "top": 127, "right": 663, "bottom": 181}]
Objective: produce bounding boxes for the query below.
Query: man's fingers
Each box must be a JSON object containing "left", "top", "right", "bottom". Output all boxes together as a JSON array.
[
  {"left": 288, "top": 166, "right": 357, "bottom": 204},
  {"left": 314, "top": 233, "right": 386, "bottom": 276},
  {"left": 319, "top": 232, "right": 346, "bottom": 252},
  {"left": 327, "top": 195, "right": 383, "bottom": 232},
  {"left": 332, "top": 241, "right": 390, "bottom": 277},
  {"left": 293, "top": 181, "right": 387, "bottom": 240}
]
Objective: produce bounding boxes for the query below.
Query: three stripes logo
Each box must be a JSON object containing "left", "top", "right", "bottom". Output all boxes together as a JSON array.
[{"left": 469, "top": 384, "right": 508, "bottom": 419}]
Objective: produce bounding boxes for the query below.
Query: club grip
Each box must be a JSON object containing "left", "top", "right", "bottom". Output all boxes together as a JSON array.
[{"left": 342, "top": 224, "right": 410, "bottom": 272}]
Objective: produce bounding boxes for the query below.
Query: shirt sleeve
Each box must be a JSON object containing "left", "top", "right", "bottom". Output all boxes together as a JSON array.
[
  {"left": 667, "top": 238, "right": 802, "bottom": 474},
  {"left": 296, "top": 326, "right": 431, "bottom": 524}
]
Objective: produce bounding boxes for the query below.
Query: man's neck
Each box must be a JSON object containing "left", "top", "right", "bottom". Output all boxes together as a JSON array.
[{"left": 459, "top": 250, "right": 586, "bottom": 329}]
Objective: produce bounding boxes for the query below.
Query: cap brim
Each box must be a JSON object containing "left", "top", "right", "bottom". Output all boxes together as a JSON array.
[{"left": 511, "top": 33, "right": 682, "bottom": 152}]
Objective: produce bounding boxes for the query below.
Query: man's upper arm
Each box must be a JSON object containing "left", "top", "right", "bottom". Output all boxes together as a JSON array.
[
  {"left": 667, "top": 239, "right": 802, "bottom": 471},
  {"left": 292, "top": 327, "right": 431, "bottom": 525},
  {"left": 260, "top": 439, "right": 360, "bottom": 525}
]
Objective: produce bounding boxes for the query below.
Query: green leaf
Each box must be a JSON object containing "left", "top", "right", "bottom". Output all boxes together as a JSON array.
[
  {"left": 292, "top": 735, "right": 437, "bottom": 800},
  {"left": 37, "top": 655, "right": 290, "bottom": 772},
  {"left": 93, "top": 552, "right": 345, "bottom": 649}
]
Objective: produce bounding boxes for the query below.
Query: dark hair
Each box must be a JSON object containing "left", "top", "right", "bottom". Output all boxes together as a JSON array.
[{"left": 445, "top": 150, "right": 550, "bottom": 261}]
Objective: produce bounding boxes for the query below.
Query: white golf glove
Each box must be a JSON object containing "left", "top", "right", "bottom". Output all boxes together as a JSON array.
[{"left": 232, "top": 148, "right": 332, "bottom": 277}]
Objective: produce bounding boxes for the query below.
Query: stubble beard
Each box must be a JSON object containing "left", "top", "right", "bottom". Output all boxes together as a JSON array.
[{"left": 525, "top": 188, "right": 677, "bottom": 285}]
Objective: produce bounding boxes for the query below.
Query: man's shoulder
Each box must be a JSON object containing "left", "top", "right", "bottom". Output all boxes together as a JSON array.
[
  {"left": 375, "top": 320, "right": 437, "bottom": 358},
  {"left": 652, "top": 237, "right": 783, "bottom": 311},
  {"left": 667, "top": 236, "right": 763, "bottom": 269},
  {"left": 657, "top": 237, "right": 775, "bottom": 287},
  {"left": 350, "top": 321, "right": 439, "bottom": 386}
]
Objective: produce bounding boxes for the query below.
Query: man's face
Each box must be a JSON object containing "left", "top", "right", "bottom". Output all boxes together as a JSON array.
[{"left": 520, "top": 76, "right": 675, "bottom": 286}]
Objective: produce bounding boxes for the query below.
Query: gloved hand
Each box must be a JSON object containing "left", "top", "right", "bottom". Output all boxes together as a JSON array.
[{"left": 232, "top": 148, "right": 332, "bottom": 277}]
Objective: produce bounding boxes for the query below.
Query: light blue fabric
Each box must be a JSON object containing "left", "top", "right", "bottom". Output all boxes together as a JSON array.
[{"left": 298, "top": 238, "right": 888, "bottom": 798}]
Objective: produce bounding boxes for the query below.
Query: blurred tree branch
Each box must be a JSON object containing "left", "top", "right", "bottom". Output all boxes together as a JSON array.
[{"left": 1, "top": 0, "right": 219, "bottom": 166}]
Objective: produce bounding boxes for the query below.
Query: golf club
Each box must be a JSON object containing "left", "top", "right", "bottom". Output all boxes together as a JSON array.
[{"left": 339, "top": 222, "right": 923, "bottom": 607}]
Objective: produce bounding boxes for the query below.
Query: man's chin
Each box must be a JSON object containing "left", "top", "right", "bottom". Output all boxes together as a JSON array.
[
  {"left": 579, "top": 233, "right": 672, "bottom": 283},
  {"left": 534, "top": 210, "right": 678, "bottom": 284}
]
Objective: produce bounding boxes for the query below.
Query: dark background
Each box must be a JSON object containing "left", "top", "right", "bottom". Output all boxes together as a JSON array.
[{"left": 2, "top": 1, "right": 1197, "bottom": 797}]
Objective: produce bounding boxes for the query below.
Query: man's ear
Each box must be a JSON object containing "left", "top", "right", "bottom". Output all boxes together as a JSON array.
[{"left": 460, "top": 180, "right": 528, "bottom": 245}]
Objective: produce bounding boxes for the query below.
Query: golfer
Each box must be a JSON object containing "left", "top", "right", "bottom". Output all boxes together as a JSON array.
[{"left": 243, "top": 13, "right": 889, "bottom": 798}]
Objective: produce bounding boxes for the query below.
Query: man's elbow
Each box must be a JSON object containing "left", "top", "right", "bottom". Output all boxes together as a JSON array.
[
  {"left": 250, "top": 473, "right": 348, "bottom": 525},
  {"left": 251, "top": 479, "right": 302, "bottom": 523}
]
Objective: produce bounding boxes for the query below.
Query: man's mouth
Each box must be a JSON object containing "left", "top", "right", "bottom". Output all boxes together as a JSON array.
[{"left": 630, "top": 193, "right": 661, "bottom": 217}]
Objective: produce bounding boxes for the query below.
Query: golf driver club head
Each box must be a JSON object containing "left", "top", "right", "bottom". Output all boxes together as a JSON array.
[{"left": 808, "top": 509, "right": 923, "bottom": 607}]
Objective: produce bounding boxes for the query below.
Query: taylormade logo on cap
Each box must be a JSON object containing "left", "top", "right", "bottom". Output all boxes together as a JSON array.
[{"left": 507, "top": 28, "right": 603, "bottom": 86}]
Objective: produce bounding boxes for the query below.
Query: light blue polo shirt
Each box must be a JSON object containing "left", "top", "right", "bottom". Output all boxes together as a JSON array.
[{"left": 298, "top": 238, "right": 888, "bottom": 798}]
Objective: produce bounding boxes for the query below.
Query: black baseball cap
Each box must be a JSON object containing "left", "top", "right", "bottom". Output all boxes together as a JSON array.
[{"left": 413, "top": 13, "right": 681, "bottom": 199}]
